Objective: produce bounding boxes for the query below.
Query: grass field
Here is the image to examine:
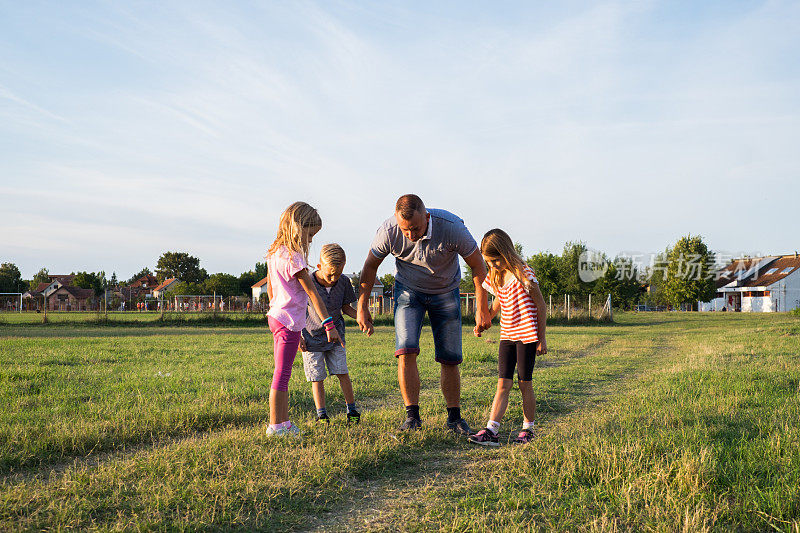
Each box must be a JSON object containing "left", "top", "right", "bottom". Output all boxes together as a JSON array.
[{"left": 1, "top": 312, "right": 799, "bottom": 531}]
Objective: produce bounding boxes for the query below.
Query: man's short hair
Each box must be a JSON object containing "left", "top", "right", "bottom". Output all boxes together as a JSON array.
[{"left": 395, "top": 194, "right": 425, "bottom": 220}]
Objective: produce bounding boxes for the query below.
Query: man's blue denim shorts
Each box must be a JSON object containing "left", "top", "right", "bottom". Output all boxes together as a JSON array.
[{"left": 393, "top": 280, "right": 463, "bottom": 365}]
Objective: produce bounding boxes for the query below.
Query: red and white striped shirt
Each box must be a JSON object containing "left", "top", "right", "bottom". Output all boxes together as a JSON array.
[{"left": 482, "top": 265, "right": 539, "bottom": 343}]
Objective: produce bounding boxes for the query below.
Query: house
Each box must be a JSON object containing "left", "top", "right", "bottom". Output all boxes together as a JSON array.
[
  {"left": 152, "top": 278, "right": 179, "bottom": 298},
  {"left": 129, "top": 274, "right": 159, "bottom": 291},
  {"left": 700, "top": 254, "right": 800, "bottom": 312},
  {"left": 49, "top": 285, "right": 95, "bottom": 311},
  {"left": 24, "top": 275, "right": 89, "bottom": 310},
  {"left": 36, "top": 279, "right": 67, "bottom": 298},
  {"left": 698, "top": 257, "right": 761, "bottom": 312},
  {"left": 48, "top": 274, "right": 75, "bottom": 285},
  {"left": 347, "top": 274, "right": 383, "bottom": 299},
  {"left": 251, "top": 276, "right": 269, "bottom": 302}
]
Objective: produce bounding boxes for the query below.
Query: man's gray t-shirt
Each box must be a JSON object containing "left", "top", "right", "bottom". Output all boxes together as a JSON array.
[
  {"left": 370, "top": 208, "right": 478, "bottom": 294},
  {"left": 302, "top": 273, "right": 357, "bottom": 352}
]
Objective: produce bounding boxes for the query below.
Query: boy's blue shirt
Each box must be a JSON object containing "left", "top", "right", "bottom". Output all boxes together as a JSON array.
[{"left": 301, "top": 272, "right": 356, "bottom": 352}]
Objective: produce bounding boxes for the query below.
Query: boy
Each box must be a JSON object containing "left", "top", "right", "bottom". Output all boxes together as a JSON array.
[{"left": 300, "top": 243, "right": 361, "bottom": 424}]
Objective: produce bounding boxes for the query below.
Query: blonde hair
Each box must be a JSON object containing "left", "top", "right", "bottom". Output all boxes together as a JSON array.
[
  {"left": 320, "top": 243, "right": 346, "bottom": 267},
  {"left": 268, "top": 202, "right": 322, "bottom": 259},
  {"left": 480, "top": 229, "right": 532, "bottom": 292}
]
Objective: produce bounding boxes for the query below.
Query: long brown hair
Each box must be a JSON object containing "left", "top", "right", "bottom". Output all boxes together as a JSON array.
[
  {"left": 480, "top": 228, "right": 532, "bottom": 291},
  {"left": 268, "top": 202, "right": 322, "bottom": 260}
]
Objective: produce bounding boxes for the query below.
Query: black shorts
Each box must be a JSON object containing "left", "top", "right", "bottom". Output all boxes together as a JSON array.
[{"left": 498, "top": 340, "right": 537, "bottom": 381}]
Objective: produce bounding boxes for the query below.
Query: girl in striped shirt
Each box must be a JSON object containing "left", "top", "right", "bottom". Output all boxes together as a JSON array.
[{"left": 469, "top": 229, "right": 547, "bottom": 446}]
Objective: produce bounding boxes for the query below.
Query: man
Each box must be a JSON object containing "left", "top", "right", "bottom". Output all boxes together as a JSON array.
[{"left": 356, "top": 194, "right": 491, "bottom": 434}]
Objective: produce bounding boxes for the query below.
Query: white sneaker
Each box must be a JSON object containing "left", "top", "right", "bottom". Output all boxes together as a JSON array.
[
  {"left": 284, "top": 421, "right": 302, "bottom": 437},
  {"left": 266, "top": 422, "right": 302, "bottom": 438}
]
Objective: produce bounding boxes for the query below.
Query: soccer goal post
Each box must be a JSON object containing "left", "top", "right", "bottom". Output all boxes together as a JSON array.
[{"left": 0, "top": 293, "right": 23, "bottom": 313}]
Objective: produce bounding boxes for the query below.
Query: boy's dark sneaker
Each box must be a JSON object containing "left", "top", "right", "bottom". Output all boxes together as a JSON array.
[
  {"left": 513, "top": 429, "right": 534, "bottom": 444},
  {"left": 316, "top": 413, "right": 330, "bottom": 424},
  {"left": 347, "top": 409, "right": 361, "bottom": 425},
  {"left": 468, "top": 428, "right": 500, "bottom": 447},
  {"left": 399, "top": 416, "right": 422, "bottom": 431},
  {"left": 446, "top": 418, "right": 473, "bottom": 436}
]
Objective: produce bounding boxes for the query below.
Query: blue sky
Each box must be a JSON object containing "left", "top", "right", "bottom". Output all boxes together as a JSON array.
[{"left": 1, "top": 1, "right": 799, "bottom": 280}]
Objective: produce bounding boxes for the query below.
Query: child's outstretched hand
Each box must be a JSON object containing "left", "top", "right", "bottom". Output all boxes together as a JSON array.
[
  {"left": 537, "top": 338, "right": 547, "bottom": 355},
  {"left": 327, "top": 327, "right": 344, "bottom": 347},
  {"left": 299, "top": 336, "right": 307, "bottom": 352}
]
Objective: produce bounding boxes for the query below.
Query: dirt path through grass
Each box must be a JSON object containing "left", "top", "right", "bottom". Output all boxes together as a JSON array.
[{"left": 303, "top": 328, "right": 671, "bottom": 532}]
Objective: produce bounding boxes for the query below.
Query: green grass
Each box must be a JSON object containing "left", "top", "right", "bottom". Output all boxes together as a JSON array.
[{"left": 1, "top": 312, "right": 799, "bottom": 531}]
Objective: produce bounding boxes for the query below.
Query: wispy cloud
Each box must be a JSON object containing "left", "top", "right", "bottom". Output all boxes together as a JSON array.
[{"left": 1, "top": 1, "right": 798, "bottom": 278}]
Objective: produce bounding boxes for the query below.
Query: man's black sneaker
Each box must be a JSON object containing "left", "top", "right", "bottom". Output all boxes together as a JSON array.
[
  {"left": 399, "top": 416, "right": 422, "bottom": 431},
  {"left": 446, "top": 418, "right": 473, "bottom": 436},
  {"left": 347, "top": 409, "right": 361, "bottom": 425},
  {"left": 316, "top": 413, "right": 330, "bottom": 424},
  {"left": 468, "top": 428, "right": 500, "bottom": 447}
]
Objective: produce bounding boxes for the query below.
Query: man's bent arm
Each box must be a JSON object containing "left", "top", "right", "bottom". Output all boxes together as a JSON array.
[
  {"left": 464, "top": 249, "right": 491, "bottom": 329},
  {"left": 356, "top": 252, "right": 384, "bottom": 335}
]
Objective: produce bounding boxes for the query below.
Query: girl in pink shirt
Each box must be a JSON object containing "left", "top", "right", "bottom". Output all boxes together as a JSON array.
[{"left": 266, "top": 202, "right": 341, "bottom": 438}]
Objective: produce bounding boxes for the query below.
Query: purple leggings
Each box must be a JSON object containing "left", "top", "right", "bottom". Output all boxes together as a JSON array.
[{"left": 269, "top": 316, "right": 301, "bottom": 392}]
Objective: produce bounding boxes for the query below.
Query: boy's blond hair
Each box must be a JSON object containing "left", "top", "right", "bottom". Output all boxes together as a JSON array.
[
  {"left": 320, "top": 243, "right": 346, "bottom": 267},
  {"left": 268, "top": 202, "right": 322, "bottom": 259}
]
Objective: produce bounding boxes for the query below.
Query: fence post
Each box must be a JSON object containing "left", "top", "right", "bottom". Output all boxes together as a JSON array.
[
  {"left": 589, "top": 293, "right": 592, "bottom": 319},
  {"left": 567, "top": 294, "right": 571, "bottom": 320},
  {"left": 549, "top": 294, "right": 552, "bottom": 316},
  {"left": 607, "top": 294, "right": 613, "bottom": 321},
  {"left": 564, "top": 294, "right": 567, "bottom": 319}
]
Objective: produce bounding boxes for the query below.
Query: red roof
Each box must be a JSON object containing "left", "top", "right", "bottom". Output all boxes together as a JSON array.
[
  {"left": 252, "top": 276, "right": 269, "bottom": 289},
  {"left": 715, "top": 258, "right": 760, "bottom": 289},
  {"left": 54, "top": 286, "right": 95, "bottom": 300},
  {"left": 154, "top": 278, "right": 178, "bottom": 291},
  {"left": 129, "top": 274, "right": 159, "bottom": 289},
  {"left": 742, "top": 255, "right": 800, "bottom": 288},
  {"left": 48, "top": 274, "right": 75, "bottom": 284},
  {"left": 34, "top": 282, "right": 51, "bottom": 292}
]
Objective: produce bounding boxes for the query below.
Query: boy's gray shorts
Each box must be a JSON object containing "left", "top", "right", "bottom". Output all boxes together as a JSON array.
[{"left": 302, "top": 344, "right": 348, "bottom": 382}]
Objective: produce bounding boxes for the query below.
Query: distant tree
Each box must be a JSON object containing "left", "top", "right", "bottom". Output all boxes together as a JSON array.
[
  {"left": 558, "top": 241, "right": 592, "bottom": 298},
  {"left": 594, "top": 257, "right": 644, "bottom": 309},
  {"left": 380, "top": 273, "right": 395, "bottom": 296},
  {"left": 155, "top": 252, "right": 207, "bottom": 284},
  {"left": 204, "top": 273, "right": 240, "bottom": 297},
  {"left": 644, "top": 250, "right": 670, "bottom": 307},
  {"left": 350, "top": 271, "right": 361, "bottom": 296},
  {"left": 527, "top": 252, "right": 561, "bottom": 298},
  {"left": 109, "top": 272, "right": 119, "bottom": 287},
  {"left": 0, "top": 263, "right": 27, "bottom": 293},
  {"left": 254, "top": 262, "right": 268, "bottom": 280},
  {"left": 662, "top": 235, "right": 716, "bottom": 309},
  {"left": 72, "top": 271, "right": 105, "bottom": 297},
  {"left": 170, "top": 281, "right": 204, "bottom": 296},
  {"left": 127, "top": 267, "right": 153, "bottom": 285},
  {"left": 460, "top": 263, "right": 475, "bottom": 293},
  {"left": 32, "top": 267, "right": 50, "bottom": 287},
  {"left": 238, "top": 270, "right": 258, "bottom": 296}
]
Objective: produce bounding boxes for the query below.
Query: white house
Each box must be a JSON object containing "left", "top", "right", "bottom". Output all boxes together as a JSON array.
[
  {"left": 152, "top": 278, "right": 179, "bottom": 298},
  {"left": 700, "top": 254, "right": 800, "bottom": 312},
  {"left": 251, "top": 276, "right": 269, "bottom": 302},
  {"left": 347, "top": 274, "right": 383, "bottom": 298}
]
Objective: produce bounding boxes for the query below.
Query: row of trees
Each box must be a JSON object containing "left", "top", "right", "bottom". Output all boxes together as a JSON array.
[
  {"left": 0, "top": 252, "right": 271, "bottom": 300},
  {"left": 2, "top": 237, "right": 718, "bottom": 309},
  {"left": 454, "top": 236, "right": 716, "bottom": 310}
]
